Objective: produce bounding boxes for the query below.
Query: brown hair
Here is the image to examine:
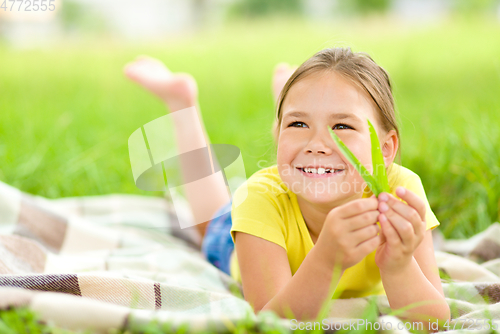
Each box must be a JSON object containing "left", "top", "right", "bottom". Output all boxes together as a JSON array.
[{"left": 274, "top": 47, "right": 401, "bottom": 166}]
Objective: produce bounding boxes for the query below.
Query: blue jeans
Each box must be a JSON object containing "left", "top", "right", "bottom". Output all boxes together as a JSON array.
[{"left": 201, "top": 201, "right": 234, "bottom": 275}]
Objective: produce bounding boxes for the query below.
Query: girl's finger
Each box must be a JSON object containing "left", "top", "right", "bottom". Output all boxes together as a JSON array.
[
  {"left": 379, "top": 213, "right": 401, "bottom": 247},
  {"left": 356, "top": 234, "right": 382, "bottom": 256},
  {"left": 351, "top": 223, "right": 380, "bottom": 247},
  {"left": 340, "top": 198, "right": 379, "bottom": 219},
  {"left": 395, "top": 187, "right": 426, "bottom": 222},
  {"left": 380, "top": 204, "right": 414, "bottom": 245},
  {"left": 378, "top": 191, "right": 426, "bottom": 238},
  {"left": 348, "top": 210, "right": 380, "bottom": 231},
  {"left": 379, "top": 226, "right": 387, "bottom": 244}
]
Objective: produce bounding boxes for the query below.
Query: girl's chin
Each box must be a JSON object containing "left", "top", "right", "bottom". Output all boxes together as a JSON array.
[
  {"left": 295, "top": 187, "right": 364, "bottom": 205},
  {"left": 299, "top": 192, "right": 351, "bottom": 205},
  {"left": 281, "top": 176, "right": 366, "bottom": 200}
]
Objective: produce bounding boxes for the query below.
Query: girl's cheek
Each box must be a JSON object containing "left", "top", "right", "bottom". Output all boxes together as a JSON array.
[
  {"left": 337, "top": 133, "right": 360, "bottom": 149},
  {"left": 343, "top": 133, "right": 370, "bottom": 154},
  {"left": 279, "top": 134, "right": 301, "bottom": 150}
]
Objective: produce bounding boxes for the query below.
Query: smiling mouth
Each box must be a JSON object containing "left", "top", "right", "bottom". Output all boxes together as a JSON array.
[{"left": 296, "top": 167, "right": 345, "bottom": 176}]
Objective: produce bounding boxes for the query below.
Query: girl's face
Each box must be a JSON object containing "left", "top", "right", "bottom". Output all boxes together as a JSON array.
[{"left": 277, "top": 70, "right": 386, "bottom": 209}]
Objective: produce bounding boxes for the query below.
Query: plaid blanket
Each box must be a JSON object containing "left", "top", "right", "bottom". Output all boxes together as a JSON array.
[{"left": 1, "top": 179, "right": 500, "bottom": 333}]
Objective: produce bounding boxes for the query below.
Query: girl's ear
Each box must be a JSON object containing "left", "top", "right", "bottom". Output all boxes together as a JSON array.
[{"left": 382, "top": 130, "right": 398, "bottom": 167}]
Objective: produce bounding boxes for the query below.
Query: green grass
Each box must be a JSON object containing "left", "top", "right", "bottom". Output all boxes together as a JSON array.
[
  {"left": 1, "top": 16, "right": 498, "bottom": 239},
  {"left": 0, "top": 16, "right": 499, "bottom": 331},
  {"left": 0, "top": 307, "right": 77, "bottom": 334},
  {"left": 0, "top": 307, "right": 292, "bottom": 334}
]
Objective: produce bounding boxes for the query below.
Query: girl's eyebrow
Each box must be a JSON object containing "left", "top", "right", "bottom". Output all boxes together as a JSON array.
[
  {"left": 283, "top": 111, "right": 309, "bottom": 119},
  {"left": 283, "top": 111, "right": 361, "bottom": 121},
  {"left": 331, "top": 113, "right": 361, "bottom": 122}
]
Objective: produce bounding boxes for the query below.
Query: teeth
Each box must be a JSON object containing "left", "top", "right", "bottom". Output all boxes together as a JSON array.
[
  {"left": 300, "top": 167, "right": 342, "bottom": 174},
  {"left": 302, "top": 167, "right": 326, "bottom": 174}
]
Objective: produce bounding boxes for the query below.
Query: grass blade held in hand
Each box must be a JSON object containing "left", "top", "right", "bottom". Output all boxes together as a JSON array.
[
  {"left": 328, "top": 126, "right": 381, "bottom": 195},
  {"left": 368, "top": 119, "right": 391, "bottom": 194}
]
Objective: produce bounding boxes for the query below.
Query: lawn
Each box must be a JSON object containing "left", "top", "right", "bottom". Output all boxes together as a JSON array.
[
  {"left": 2, "top": 16, "right": 498, "bottom": 239},
  {"left": 0, "top": 14, "right": 499, "bottom": 334}
]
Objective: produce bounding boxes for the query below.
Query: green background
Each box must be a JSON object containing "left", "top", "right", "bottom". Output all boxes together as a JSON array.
[{"left": 1, "top": 17, "right": 499, "bottom": 239}]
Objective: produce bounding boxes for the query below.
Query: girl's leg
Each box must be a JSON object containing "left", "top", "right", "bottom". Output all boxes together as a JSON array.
[
  {"left": 272, "top": 62, "right": 297, "bottom": 103},
  {"left": 271, "top": 63, "right": 297, "bottom": 139},
  {"left": 124, "top": 56, "right": 229, "bottom": 238},
  {"left": 202, "top": 63, "right": 299, "bottom": 273},
  {"left": 122, "top": 58, "right": 296, "bottom": 244}
]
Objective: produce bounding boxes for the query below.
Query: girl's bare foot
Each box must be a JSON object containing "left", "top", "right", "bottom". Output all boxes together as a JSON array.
[
  {"left": 271, "top": 63, "right": 297, "bottom": 141},
  {"left": 124, "top": 56, "right": 198, "bottom": 112},
  {"left": 272, "top": 62, "right": 297, "bottom": 103}
]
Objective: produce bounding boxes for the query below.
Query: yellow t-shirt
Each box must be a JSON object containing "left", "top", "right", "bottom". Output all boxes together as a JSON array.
[{"left": 229, "top": 163, "right": 439, "bottom": 298}]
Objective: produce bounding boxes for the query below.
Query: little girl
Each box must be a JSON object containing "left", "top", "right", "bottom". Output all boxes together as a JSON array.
[{"left": 124, "top": 48, "right": 450, "bottom": 324}]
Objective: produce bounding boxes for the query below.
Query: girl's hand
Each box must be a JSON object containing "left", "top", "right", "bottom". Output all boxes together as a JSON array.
[
  {"left": 375, "top": 187, "right": 427, "bottom": 274},
  {"left": 316, "top": 197, "right": 382, "bottom": 271}
]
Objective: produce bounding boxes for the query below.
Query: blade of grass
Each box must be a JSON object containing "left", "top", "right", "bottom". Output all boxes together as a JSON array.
[
  {"left": 328, "top": 126, "right": 381, "bottom": 195},
  {"left": 368, "top": 119, "right": 390, "bottom": 194}
]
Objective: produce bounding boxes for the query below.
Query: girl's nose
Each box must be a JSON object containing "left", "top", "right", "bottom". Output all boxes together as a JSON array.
[{"left": 305, "top": 131, "right": 333, "bottom": 155}]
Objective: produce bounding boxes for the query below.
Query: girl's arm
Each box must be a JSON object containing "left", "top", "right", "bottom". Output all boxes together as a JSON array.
[
  {"left": 234, "top": 197, "right": 382, "bottom": 320},
  {"left": 380, "top": 231, "right": 449, "bottom": 326},
  {"left": 376, "top": 188, "right": 450, "bottom": 328},
  {"left": 234, "top": 231, "right": 341, "bottom": 319}
]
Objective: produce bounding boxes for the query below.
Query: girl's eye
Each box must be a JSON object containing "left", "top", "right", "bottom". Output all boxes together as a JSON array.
[
  {"left": 288, "top": 121, "right": 308, "bottom": 128},
  {"left": 332, "top": 123, "right": 353, "bottom": 130}
]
